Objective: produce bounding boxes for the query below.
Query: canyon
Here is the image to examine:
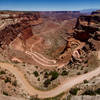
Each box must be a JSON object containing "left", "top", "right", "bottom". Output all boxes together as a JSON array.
[{"left": 0, "top": 10, "right": 100, "bottom": 100}]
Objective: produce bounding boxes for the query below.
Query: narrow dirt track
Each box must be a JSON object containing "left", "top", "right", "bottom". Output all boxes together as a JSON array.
[
  {"left": 0, "top": 61, "right": 100, "bottom": 98},
  {"left": 25, "top": 42, "right": 85, "bottom": 68},
  {"left": 33, "top": 52, "right": 55, "bottom": 64},
  {"left": 26, "top": 51, "right": 58, "bottom": 67},
  {"left": 30, "top": 38, "right": 43, "bottom": 52},
  {"left": 34, "top": 52, "right": 56, "bottom": 64},
  {"left": 27, "top": 51, "right": 66, "bottom": 68}
]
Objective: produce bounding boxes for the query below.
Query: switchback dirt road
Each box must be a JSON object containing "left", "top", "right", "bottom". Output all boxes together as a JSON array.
[{"left": 0, "top": 61, "right": 100, "bottom": 98}]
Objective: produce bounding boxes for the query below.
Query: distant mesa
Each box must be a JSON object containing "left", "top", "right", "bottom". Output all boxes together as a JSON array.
[{"left": 80, "top": 8, "right": 99, "bottom": 14}]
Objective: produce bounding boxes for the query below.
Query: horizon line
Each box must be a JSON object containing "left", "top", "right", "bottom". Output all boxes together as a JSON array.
[{"left": 0, "top": 8, "right": 99, "bottom": 12}]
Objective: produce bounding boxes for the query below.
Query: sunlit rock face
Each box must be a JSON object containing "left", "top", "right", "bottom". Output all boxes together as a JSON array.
[
  {"left": 0, "top": 11, "right": 42, "bottom": 48},
  {"left": 0, "top": 11, "right": 82, "bottom": 64},
  {"left": 74, "top": 11, "right": 100, "bottom": 41}
]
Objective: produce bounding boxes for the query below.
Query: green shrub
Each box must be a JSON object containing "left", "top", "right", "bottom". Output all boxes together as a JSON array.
[
  {"left": 84, "top": 70, "right": 88, "bottom": 74},
  {"left": 50, "top": 71, "right": 59, "bottom": 81},
  {"left": 30, "top": 96, "right": 40, "bottom": 100},
  {"left": 67, "top": 95, "right": 71, "bottom": 100},
  {"left": 5, "top": 77, "right": 11, "bottom": 83},
  {"left": 61, "top": 70, "right": 69, "bottom": 76},
  {"left": 33, "top": 71, "right": 39, "bottom": 77},
  {"left": 35, "top": 66, "right": 38, "bottom": 69},
  {"left": 12, "top": 80, "right": 17, "bottom": 86},
  {"left": 84, "top": 80, "right": 88, "bottom": 84},
  {"left": 44, "top": 72, "right": 49, "bottom": 78},
  {"left": 82, "top": 90, "right": 96, "bottom": 95},
  {"left": 77, "top": 72, "right": 81, "bottom": 75},
  {"left": 44, "top": 79, "right": 51, "bottom": 87},
  {"left": 81, "top": 67, "right": 83, "bottom": 70},
  {"left": 37, "top": 78, "right": 40, "bottom": 81},
  {"left": 69, "top": 88, "right": 80, "bottom": 95},
  {"left": 0, "top": 70, "right": 6, "bottom": 75},
  {"left": 95, "top": 88, "right": 100, "bottom": 94},
  {"left": 3, "top": 91, "right": 8, "bottom": 96}
]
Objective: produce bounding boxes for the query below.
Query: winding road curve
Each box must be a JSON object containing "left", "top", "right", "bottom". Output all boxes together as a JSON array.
[
  {"left": 25, "top": 42, "right": 85, "bottom": 69},
  {"left": 34, "top": 52, "right": 56, "bottom": 64},
  {"left": 25, "top": 51, "right": 58, "bottom": 67},
  {"left": 0, "top": 60, "right": 100, "bottom": 98},
  {"left": 26, "top": 51, "right": 67, "bottom": 68},
  {"left": 0, "top": 21, "right": 99, "bottom": 98}
]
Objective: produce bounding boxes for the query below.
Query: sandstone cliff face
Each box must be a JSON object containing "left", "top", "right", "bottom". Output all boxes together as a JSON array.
[
  {"left": 74, "top": 12, "right": 100, "bottom": 41},
  {"left": 92, "top": 10, "right": 100, "bottom": 15},
  {"left": 0, "top": 11, "right": 82, "bottom": 64},
  {"left": 40, "top": 11, "right": 81, "bottom": 22},
  {"left": 0, "top": 12, "right": 42, "bottom": 48}
]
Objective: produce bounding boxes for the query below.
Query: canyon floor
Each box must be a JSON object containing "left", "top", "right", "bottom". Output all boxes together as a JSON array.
[{"left": 0, "top": 11, "right": 100, "bottom": 100}]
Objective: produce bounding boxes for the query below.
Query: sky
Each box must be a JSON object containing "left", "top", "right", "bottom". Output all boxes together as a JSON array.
[{"left": 0, "top": 0, "right": 100, "bottom": 11}]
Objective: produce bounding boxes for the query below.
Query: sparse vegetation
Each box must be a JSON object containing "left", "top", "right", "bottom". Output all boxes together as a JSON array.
[
  {"left": 38, "top": 78, "right": 40, "bottom": 81},
  {"left": 95, "top": 88, "right": 100, "bottom": 94},
  {"left": 80, "top": 67, "right": 83, "bottom": 70},
  {"left": 81, "top": 88, "right": 100, "bottom": 96},
  {"left": 82, "top": 90, "right": 96, "bottom": 95},
  {"left": 84, "top": 80, "right": 88, "bottom": 84},
  {"left": 5, "top": 77, "right": 11, "bottom": 83},
  {"left": 13, "top": 61, "right": 19, "bottom": 64},
  {"left": 44, "top": 79, "right": 51, "bottom": 87},
  {"left": 35, "top": 66, "right": 38, "bottom": 69},
  {"left": 88, "top": 53, "right": 99, "bottom": 68},
  {"left": 12, "top": 80, "right": 17, "bottom": 86},
  {"left": 84, "top": 70, "right": 88, "bottom": 74},
  {"left": 0, "top": 70, "right": 6, "bottom": 75},
  {"left": 3, "top": 91, "right": 9, "bottom": 96},
  {"left": 33, "top": 71, "right": 39, "bottom": 77},
  {"left": 44, "top": 72, "right": 49, "bottom": 78},
  {"left": 50, "top": 71, "right": 59, "bottom": 81},
  {"left": 44, "top": 92, "right": 65, "bottom": 100},
  {"left": 69, "top": 88, "right": 80, "bottom": 95},
  {"left": 67, "top": 95, "right": 72, "bottom": 100},
  {"left": 77, "top": 72, "right": 81, "bottom": 75},
  {"left": 61, "top": 70, "right": 69, "bottom": 76},
  {"left": 30, "top": 96, "right": 40, "bottom": 100}
]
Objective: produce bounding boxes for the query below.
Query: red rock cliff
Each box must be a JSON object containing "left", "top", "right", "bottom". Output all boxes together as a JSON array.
[
  {"left": 74, "top": 11, "right": 100, "bottom": 41},
  {"left": 0, "top": 12, "right": 42, "bottom": 48}
]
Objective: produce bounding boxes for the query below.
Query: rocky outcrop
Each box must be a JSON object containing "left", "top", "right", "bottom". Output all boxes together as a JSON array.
[
  {"left": 0, "top": 12, "right": 42, "bottom": 48},
  {"left": 74, "top": 12, "right": 100, "bottom": 41},
  {"left": 92, "top": 10, "right": 100, "bottom": 15}
]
